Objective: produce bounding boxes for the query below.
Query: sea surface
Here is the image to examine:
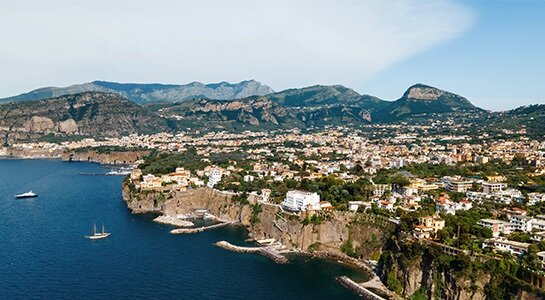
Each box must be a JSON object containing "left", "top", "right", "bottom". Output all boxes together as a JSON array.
[{"left": 0, "top": 159, "right": 367, "bottom": 300}]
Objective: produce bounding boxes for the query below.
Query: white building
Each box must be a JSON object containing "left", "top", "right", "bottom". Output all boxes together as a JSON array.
[
  {"left": 482, "top": 182, "right": 507, "bottom": 194},
  {"left": 281, "top": 190, "right": 320, "bottom": 212},
  {"left": 509, "top": 215, "right": 535, "bottom": 232},
  {"left": 373, "top": 184, "right": 391, "bottom": 197},
  {"left": 348, "top": 201, "right": 370, "bottom": 212},
  {"left": 445, "top": 179, "right": 473, "bottom": 193},
  {"left": 207, "top": 169, "right": 222, "bottom": 188},
  {"left": 528, "top": 193, "right": 545, "bottom": 206},
  {"left": 483, "top": 237, "right": 529, "bottom": 256}
]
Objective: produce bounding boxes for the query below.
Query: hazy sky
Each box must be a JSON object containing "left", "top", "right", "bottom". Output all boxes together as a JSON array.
[{"left": 0, "top": 0, "right": 543, "bottom": 110}]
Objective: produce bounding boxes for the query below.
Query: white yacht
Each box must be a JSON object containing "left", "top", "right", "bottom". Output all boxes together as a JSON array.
[{"left": 15, "top": 191, "right": 38, "bottom": 199}]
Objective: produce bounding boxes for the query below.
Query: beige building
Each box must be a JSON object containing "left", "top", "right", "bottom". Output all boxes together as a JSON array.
[{"left": 414, "top": 214, "right": 445, "bottom": 239}]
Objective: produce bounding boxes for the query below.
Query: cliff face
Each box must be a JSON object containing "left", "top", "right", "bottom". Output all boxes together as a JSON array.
[
  {"left": 63, "top": 150, "right": 150, "bottom": 165},
  {"left": 122, "top": 186, "right": 392, "bottom": 257},
  {"left": 378, "top": 239, "right": 545, "bottom": 300},
  {"left": 121, "top": 185, "right": 545, "bottom": 299},
  {"left": 0, "top": 92, "right": 168, "bottom": 145}
]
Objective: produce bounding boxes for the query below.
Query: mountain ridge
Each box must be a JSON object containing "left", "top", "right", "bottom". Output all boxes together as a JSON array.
[
  {"left": 158, "top": 83, "right": 481, "bottom": 130},
  {"left": 0, "top": 92, "right": 168, "bottom": 145},
  {"left": 0, "top": 80, "right": 274, "bottom": 105}
]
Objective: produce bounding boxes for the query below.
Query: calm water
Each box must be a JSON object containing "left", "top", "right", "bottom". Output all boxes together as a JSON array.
[{"left": 0, "top": 159, "right": 366, "bottom": 299}]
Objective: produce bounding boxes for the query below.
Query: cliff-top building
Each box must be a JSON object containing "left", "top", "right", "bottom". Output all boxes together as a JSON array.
[{"left": 281, "top": 190, "right": 320, "bottom": 212}]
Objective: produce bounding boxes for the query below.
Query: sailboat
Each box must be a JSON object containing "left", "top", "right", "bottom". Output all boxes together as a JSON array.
[{"left": 85, "top": 223, "right": 110, "bottom": 240}]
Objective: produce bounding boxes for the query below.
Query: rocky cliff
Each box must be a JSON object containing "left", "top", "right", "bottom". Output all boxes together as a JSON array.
[
  {"left": 122, "top": 186, "right": 392, "bottom": 258},
  {"left": 378, "top": 238, "right": 545, "bottom": 299},
  {"left": 0, "top": 92, "right": 168, "bottom": 145},
  {"left": 122, "top": 185, "right": 545, "bottom": 299},
  {"left": 62, "top": 149, "right": 150, "bottom": 165}
]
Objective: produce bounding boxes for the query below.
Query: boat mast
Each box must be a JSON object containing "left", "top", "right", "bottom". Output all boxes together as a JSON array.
[
  {"left": 102, "top": 224, "right": 105, "bottom": 234},
  {"left": 93, "top": 223, "right": 97, "bottom": 235}
]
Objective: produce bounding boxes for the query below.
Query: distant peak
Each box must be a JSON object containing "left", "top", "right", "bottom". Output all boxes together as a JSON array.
[{"left": 403, "top": 84, "right": 446, "bottom": 101}]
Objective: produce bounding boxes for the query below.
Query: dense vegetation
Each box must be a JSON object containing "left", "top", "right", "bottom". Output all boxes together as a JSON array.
[{"left": 379, "top": 239, "right": 545, "bottom": 299}]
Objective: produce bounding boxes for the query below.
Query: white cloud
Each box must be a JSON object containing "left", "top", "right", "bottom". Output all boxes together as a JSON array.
[{"left": 0, "top": 0, "right": 474, "bottom": 96}]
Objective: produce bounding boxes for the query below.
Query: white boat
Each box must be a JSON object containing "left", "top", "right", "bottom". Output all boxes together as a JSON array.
[
  {"left": 85, "top": 224, "right": 110, "bottom": 240},
  {"left": 15, "top": 191, "right": 38, "bottom": 199},
  {"left": 106, "top": 169, "right": 131, "bottom": 176}
]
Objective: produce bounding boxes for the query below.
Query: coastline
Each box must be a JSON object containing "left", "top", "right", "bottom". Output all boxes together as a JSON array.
[
  {"left": 0, "top": 148, "right": 147, "bottom": 165},
  {"left": 7, "top": 156, "right": 396, "bottom": 299},
  {"left": 122, "top": 185, "right": 399, "bottom": 299},
  {"left": 214, "top": 237, "right": 397, "bottom": 299}
]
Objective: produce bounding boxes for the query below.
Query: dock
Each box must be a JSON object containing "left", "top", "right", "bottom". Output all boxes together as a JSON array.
[
  {"left": 154, "top": 215, "right": 194, "bottom": 227},
  {"left": 170, "top": 221, "right": 233, "bottom": 234},
  {"left": 336, "top": 276, "right": 388, "bottom": 300},
  {"left": 215, "top": 241, "right": 288, "bottom": 264}
]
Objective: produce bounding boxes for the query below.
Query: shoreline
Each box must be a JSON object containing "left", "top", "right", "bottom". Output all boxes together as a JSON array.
[
  {"left": 213, "top": 236, "right": 397, "bottom": 299},
  {"left": 0, "top": 155, "right": 135, "bottom": 168},
  {"left": 4, "top": 157, "right": 396, "bottom": 299}
]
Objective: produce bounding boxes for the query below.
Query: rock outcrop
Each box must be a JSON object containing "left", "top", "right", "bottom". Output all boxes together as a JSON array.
[
  {"left": 62, "top": 149, "right": 150, "bottom": 165},
  {"left": 24, "top": 116, "right": 55, "bottom": 133},
  {"left": 122, "top": 187, "right": 392, "bottom": 256},
  {"left": 378, "top": 238, "right": 545, "bottom": 300},
  {"left": 0, "top": 92, "right": 168, "bottom": 145},
  {"left": 58, "top": 119, "right": 78, "bottom": 133}
]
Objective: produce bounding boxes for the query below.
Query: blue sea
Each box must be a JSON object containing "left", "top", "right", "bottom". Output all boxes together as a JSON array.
[{"left": 0, "top": 159, "right": 366, "bottom": 299}]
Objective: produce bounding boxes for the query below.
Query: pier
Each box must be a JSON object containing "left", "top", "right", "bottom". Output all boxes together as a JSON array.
[
  {"left": 153, "top": 215, "right": 194, "bottom": 227},
  {"left": 170, "top": 221, "right": 233, "bottom": 234},
  {"left": 336, "top": 276, "right": 389, "bottom": 300},
  {"left": 215, "top": 241, "right": 288, "bottom": 264}
]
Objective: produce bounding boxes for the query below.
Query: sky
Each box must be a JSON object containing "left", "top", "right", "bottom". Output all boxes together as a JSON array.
[{"left": 0, "top": 0, "right": 543, "bottom": 110}]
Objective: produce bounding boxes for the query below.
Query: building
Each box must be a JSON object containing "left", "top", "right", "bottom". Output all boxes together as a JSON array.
[
  {"left": 509, "top": 215, "right": 535, "bottom": 232},
  {"left": 477, "top": 219, "right": 513, "bottom": 237},
  {"left": 413, "top": 214, "right": 445, "bottom": 239},
  {"left": 207, "top": 169, "right": 222, "bottom": 188},
  {"left": 348, "top": 201, "right": 371, "bottom": 212},
  {"left": 281, "top": 190, "right": 320, "bottom": 212},
  {"left": 483, "top": 237, "right": 530, "bottom": 256},
  {"left": 482, "top": 182, "right": 507, "bottom": 194},
  {"left": 528, "top": 193, "right": 545, "bottom": 206},
  {"left": 537, "top": 251, "right": 545, "bottom": 269},
  {"left": 446, "top": 179, "right": 473, "bottom": 193},
  {"left": 140, "top": 174, "right": 163, "bottom": 190},
  {"left": 378, "top": 200, "right": 395, "bottom": 211},
  {"left": 319, "top": 201, "right": 334, "bottom": 211},
  {"left": 486, "top": 175, "right": 507, "bottom": 183},
  {"left": 372, "top": 184, "right": 391, "bottom": 197},
  {"left": 261, "top": 189, "right": 271, "bottom": 203}
]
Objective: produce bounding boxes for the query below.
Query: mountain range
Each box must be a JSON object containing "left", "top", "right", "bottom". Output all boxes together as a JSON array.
[
  {"left": 1, "top": 80, "right": 542, "bottom": 143},
  {"left": 160, "top": 83, "right": 482, "bottom": 130},
  {"left": 0, "top": 80, "right": 274, "bottom": 104}
]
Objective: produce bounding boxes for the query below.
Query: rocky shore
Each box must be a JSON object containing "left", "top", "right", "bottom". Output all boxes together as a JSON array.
[
  {"left": 1, "top": 148, "right": 148, "bottom": 165},
  {"left": 122, "top": 186, "right": 398, "bottom": 299}
]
